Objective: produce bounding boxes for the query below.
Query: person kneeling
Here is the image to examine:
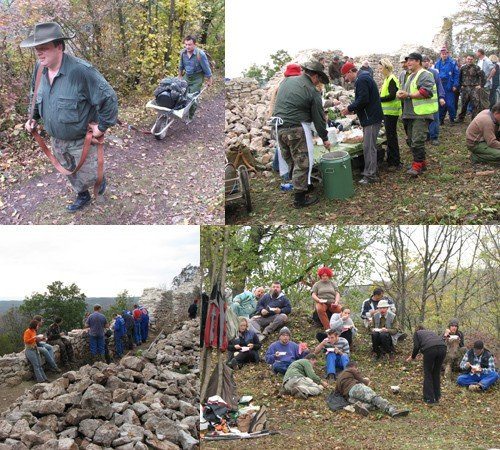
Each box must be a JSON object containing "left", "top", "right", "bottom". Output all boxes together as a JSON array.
[
  {"left": 282, "top": 353, "right": 328, "bottom": 399},
  {"left": 265, "top": 326, "right": 308, "bottom": 374},
  {"left": 335, "top": 361, "right": 409, "bottom": 417},
  {"left": 227, "top": 318, "right": 261, "bottom": 370},
  {"left": 314, "top": 329, "right": 350, "bottom": 381},
  {"left": 457, "top": 340, "right": 499, "bottom": 392},
  {"left": 465, "top": 102, "right": 500, "bottom": 164}
]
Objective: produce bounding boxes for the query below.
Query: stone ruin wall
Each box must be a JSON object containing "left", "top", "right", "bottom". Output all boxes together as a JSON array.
[{"left": 0, "top": 266, "right": 201, "bottom": 387}]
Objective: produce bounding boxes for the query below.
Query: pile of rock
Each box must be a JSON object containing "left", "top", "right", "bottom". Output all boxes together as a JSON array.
[{"left": 0, "top": 319, "right": 200, "bottom": 450}]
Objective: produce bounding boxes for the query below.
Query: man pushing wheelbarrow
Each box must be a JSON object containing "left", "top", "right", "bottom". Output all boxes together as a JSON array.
[
  {"left": 22, "top": 22, "right": 118, "bottom": 212},
  {"left": 178, "top": 34, "right": 213, "bottom": 121}
]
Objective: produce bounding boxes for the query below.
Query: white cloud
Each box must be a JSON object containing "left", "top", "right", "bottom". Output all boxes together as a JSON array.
[
  {"left": 226, "top": 0, "right": 461, "bottom": 77},
  {"left": 0, "top": 226, "right": 199, "bottom": 299}
]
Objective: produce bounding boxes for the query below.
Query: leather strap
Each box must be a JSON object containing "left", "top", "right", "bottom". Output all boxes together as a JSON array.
[{"left": 29, "top": 64, "right": 105, "bottom": 196}]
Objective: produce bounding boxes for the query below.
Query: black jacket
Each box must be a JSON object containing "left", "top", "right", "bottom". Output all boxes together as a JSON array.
[
  {"left": 227, "top": 330, "right": 261, "bottom": 352},
  {"left": 411, "top": 330, "right": 446, "bottom": 359},
  {"left": 348, "top": 71, "right": 383, "bottom": 127}
]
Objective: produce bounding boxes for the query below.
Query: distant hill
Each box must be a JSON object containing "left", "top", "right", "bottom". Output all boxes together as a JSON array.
[{"left": 0, "top": 297, "right": 140, "bottom": 316}]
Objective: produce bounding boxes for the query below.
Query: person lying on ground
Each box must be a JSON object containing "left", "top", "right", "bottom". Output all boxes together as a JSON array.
[
  {"left": 405, "top": 325, "right": 447, "bottom": 405},
  {"left": 265, "top": 326, "right": 308, "bottom": 374},
  {"left": 329, "top": 307, "right": 357, "bottom": 346},
  {"left": 369, "top": 300, "right": 399, "bottom": 361},
  {"left": 227, "top": 317, "right": 261, "bottom": 370},
  {"left": 457, "top": 340, "right": 499, "bottom": 392},
  {"left": 248, "top": 281, "right": 291, "bottom": 342},
  {"left": 311, "top": 266, "right": 341, "bottom": 330},
  {"left": 314, "top": 329, "right": 350, "bottom": 381},
  {"left": 465, "top": 102, "right": 500, "bottom": 164},
  {"left": 335, "top": 361, "right": 409, "bottom": 417},
  {"left": 360, "top": 288, "right": 396, "bottom": 328},
  {"left": 230, "top": 287, "right": 265, "bottom": 318},
  {"left": 282, "top": 353, "right": 329, "bottom": 398}
]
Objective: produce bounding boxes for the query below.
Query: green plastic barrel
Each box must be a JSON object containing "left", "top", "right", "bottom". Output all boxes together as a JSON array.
[{"left": 320, "top": 150, "right": 354, "bottom": 200}]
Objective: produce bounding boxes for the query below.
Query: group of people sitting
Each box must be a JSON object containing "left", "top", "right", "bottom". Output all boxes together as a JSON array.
[
  {"left": 226, "top": 268, "right": 498, "bottom": 417},
  {"left": 23, "top": 304, "right": 151, "bottom": 382}
]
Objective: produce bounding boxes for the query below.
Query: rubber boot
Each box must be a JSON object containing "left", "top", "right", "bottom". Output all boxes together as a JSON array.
[
  {"left": 293, "top": 191, "right": 319, "bottom": 208},
  {"left": 67, "top": 190, "right": 91, "bottom": 212}
]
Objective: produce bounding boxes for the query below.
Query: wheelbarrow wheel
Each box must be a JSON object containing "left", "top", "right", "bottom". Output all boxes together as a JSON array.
[
  {"left": 238, "top": 165, "right": 252, "bottom": 213},
  {"left": 153, "top": 115, "right": 172, "bottom": 140}
]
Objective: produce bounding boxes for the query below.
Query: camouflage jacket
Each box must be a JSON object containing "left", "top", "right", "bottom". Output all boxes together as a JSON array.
[{"left": 459, "top": 63, "right": 486, "bottom": 88}]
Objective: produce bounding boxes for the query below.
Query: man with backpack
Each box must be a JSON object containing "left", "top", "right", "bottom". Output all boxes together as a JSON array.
[{"left": 178, "top": 35, "right": 213, "bottom": 120}]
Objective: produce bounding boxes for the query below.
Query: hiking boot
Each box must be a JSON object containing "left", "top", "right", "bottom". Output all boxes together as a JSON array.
[
  {"left": 97, "top": 176, "right": 107, "bottom": 195},
  {"left": 66, "top": 190, "right": 91, "bottom": 212},
  {"left": 389, "top": 407, "right": 410, "bottom": 417},
  {"left": 354, "top": 401, "right": 370, "bottom": 416},
  {"left": 358, "top": 177, "right": 377, "bottom": 185},
  {"left": 468, "top": 384, "right": 482, "bottom": 392},
  {"left": 227, "top": 358, "right": 239, "bottom": 370},
  {"left": 293, "top": 192, "right": 318, "bottom": 208},
  {"left": 407, "top": 161, "right": 425, "bottom": 177},
  {"left": 50, "top": 366, "right": 62, "bottom": 373},
  {"left": 326, "top": 373, "right": 336, "bottom": 383}
]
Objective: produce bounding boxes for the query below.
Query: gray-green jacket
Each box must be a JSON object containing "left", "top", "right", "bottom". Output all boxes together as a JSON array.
[
  {"left": 31, "top": 53, "right": 118, "bottom": 140},
  {"left": 272, "top": 74, "right": 328, "bottom": 141},
  {"left": 401, "top": 69, "right": 436, "bottom": 120}
]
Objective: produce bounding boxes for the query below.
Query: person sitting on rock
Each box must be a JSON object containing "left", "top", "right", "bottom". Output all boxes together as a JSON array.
[
  {"left": 457, "top": 340, "right": 499, "bottom": 391},
  {"left": 265, "top": 326, "right": 308, "bottom": 374},
  {"left": 47, "top": 317, "right": 75, "bottom": 365},
  {"left": 23, "top": 320, "right": 49, "bottom": 383},
  {"left": 248, "top": 281, "right": 291, "bottom": 342},
  {"left": 227, "top": 317, "right": 261, "bottom": 369},
  {"left": 360, "top": 288, "right": 396, "bottom": 328},
  {"left": 282, "top": 353, "right": 329, "bottom": 398},
  {"left": 328, "top": 307, "right": 357, "bottom": 347},
  {"left": 442, "top": 318, "right": 467, "bottom": 378},
  {"left": 370, "top": 300, "right": 399, "bottom": 361},
  {"left": 335, "top": 361, "right": 409, "bottom": 417},
  {"left": 314, "top": 329, "right": 350, "bottom": 381},
  {"left": 32, "top": 315, "right": 61, "bottom": 373},
  {"left": 230, "top": 287, "right": 265, "bottom": 318},
  {"left": 113, "top": 313, "right": 127, "bottom": 359}
]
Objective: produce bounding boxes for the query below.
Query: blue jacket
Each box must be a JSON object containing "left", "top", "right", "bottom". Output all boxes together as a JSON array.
[
  {"left": 255, "top": 292, "right": 292, "bottom": 316},
  {"left": 427, "top": 67, "right": 445, "bottom": 99},
  {"left": 265, "top": 340, "right": 306, "bottom": 364},
  {"left": 434, "top": 57, "right": 459, "bottom": 91},
  {"left": 348, "top": 71, "right": 383, "bottom": 127},
  {"left": 114, "top": 316, "right": 126, "bottom": 336}
]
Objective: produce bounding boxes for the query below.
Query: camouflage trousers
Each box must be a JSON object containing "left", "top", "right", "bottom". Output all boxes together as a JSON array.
[
  {"left": 348, "top": 383, "right": 392, "bottom": 413},
  {"left": 403, "top": 118, "right": 429, "bottom": 163},
  {"left": 51, "top": 136, "right": 99, "bottom": 194},
  {"left": 278, "top": 126, "right": 309, "bottom": 192},
  {"left": 459, "top": 87, "right": 489, "bottom": 120},
  {"left": 284, "top": 376, "right": 324, "bottom": 398}
]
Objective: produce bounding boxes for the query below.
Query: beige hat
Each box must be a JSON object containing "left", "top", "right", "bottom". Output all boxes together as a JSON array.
[{"left": 377, "top": 299, "right": 390, "bottom": 308}]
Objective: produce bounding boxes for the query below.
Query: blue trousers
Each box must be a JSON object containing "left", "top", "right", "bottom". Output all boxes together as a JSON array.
[
  {"left": 114, "top": 333, "right": 124, "bottom": 357},
  {"left": 272, "top": 360, "right": 292, "bottom": 374},
  {"left": 134, "top": 321, "right": 142, "bottom": 345},
  {"left": 26, "top": 348, "right": 47, "bottom": 382},
  {"left": 439, "top": 90, "right": 457, "bottom": 122},
  {"left": 428, "top": 112, "right": 440, "bottom": 140},
  {"left": 37, "top": 343, "right": 57, "bottom": 369},
  {"left": 457, "top": 371, "right": 499, "bottom": 390},
  {"left": 326, "top": 352, "right": 350, "bottom": 375},
  {"left": 89, "top": 335, "right": 105, "bottom": 356},
  {"left": 141, "top": 320, "right": 149, "bottom": 342}
]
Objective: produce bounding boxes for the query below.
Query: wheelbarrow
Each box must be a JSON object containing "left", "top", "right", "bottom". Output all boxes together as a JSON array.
[
  {"left": 146, "top": 88, "right": 205, "bottom": 140},
  {"left": 225, "top": 160, "right": 252, "bottom": 213}
]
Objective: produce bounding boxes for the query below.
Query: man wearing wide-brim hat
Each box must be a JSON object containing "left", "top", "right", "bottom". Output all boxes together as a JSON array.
[
  {"left": 369, "top": 299, "right": 399, "bottom": 361},
  {"left": 21, "top": 22, "right": 118, "bottom": 212},
  {"left": 270, "top": 60, "right": 332, "bottom": 208}
]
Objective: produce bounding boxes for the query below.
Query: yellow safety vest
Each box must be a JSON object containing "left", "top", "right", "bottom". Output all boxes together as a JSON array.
[
  {"left": 409, "top": 69, "right": 438, "bottom": 115},
  {"left": 380, "top": 74, "right": 401, "bottom": 116}
]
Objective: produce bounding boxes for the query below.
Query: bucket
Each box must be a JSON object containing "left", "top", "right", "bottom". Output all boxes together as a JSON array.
[{"left": 320, "top": 150, "right": 354, "bottom": 200}]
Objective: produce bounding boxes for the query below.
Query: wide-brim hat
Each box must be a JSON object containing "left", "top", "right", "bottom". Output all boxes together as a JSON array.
[
  {"left": 301, "top": 60, "right": 329, "bottom": 84},
  {"left": 20, "top": 22, "right": 75, "bottom": 48},
  {"left": 377, "top": 299, "right": 390, "bottom": 308}
]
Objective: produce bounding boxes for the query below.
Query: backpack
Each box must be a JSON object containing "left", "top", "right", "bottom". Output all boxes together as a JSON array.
[{"left": 154, "top": 77, "right": 189, "bottom": 110}]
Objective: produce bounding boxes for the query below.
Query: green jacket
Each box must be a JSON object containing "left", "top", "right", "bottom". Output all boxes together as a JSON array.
[
  {"left": 31, "top": 53, "right": 118, "bottom": 140},
  {"left": 272, "top": 74, "right": 328, "bottom": 141},
  {"left": 283, "top": 359, "right": 322, "bottom": 385}
]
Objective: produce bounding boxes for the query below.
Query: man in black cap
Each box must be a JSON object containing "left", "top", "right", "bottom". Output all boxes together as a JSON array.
[
  {"left": 21, "top": 22, "right": 118, "bottom": 212},
  {"left": 396, "top": 52, "right": 437, "bottom": 176},
  {"left": 271, "top": 60, "right": 331, "bottom": 208}
]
